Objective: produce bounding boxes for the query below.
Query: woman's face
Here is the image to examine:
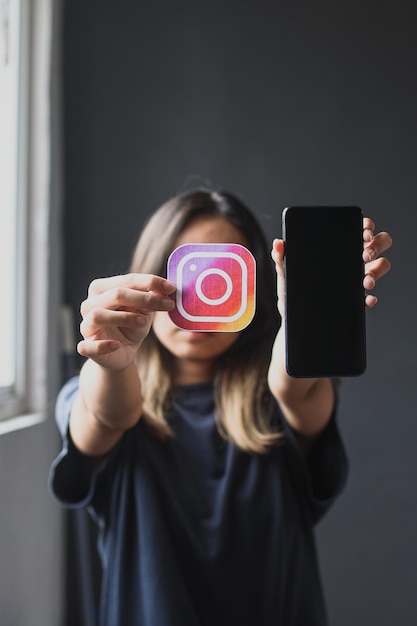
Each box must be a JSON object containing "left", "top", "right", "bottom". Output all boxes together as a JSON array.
[{"left": 152, "top": 215, "right": 248, "bottom": 385}]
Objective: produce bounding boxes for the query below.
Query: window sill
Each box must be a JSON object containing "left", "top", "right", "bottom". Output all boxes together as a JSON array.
[{"left": 0, "top": 412, "right": 45, "bottom": 436}]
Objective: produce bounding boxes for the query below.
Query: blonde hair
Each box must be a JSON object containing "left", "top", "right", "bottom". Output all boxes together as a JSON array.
[{"left": 130, "top": 189, "right": 283, "bottom": 453}]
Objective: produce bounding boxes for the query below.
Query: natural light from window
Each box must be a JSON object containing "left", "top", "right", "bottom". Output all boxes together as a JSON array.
[
  {"left": 0, "top": 0, "right": 19, "bottom": 394},
  {"left": 0, "top": 0, "right": 59, "bottom": 431}
]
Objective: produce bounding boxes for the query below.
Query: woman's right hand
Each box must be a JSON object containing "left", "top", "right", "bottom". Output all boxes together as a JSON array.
[{"left": 77, "top": 273, "right": 176, "bottom": 371}]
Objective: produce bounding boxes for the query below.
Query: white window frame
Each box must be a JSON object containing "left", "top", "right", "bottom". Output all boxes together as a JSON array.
[{"left": 0, "top": 0, "right": 60, "bottom": 434}]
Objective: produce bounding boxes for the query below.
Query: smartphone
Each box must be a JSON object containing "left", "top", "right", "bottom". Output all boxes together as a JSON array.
[{"left": 282, "top": 205, "right": 366, "bottom": 377}]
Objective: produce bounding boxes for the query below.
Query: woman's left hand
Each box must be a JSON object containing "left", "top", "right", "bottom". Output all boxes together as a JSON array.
[
  {"left": 362, "top": 217, "right": 392, "bottom": 307},
  {"left": 271, "top": 217, "right": 392, "bottom": 315}
]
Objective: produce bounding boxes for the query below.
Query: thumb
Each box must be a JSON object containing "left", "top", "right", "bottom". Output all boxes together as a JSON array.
[{"left": 271, "top": 239, "right": 285, "bottom": 317}]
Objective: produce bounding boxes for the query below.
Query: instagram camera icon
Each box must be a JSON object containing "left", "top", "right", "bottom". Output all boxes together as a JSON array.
[{"left": 167, "top": 243, "right": 256, "bottom": 332}]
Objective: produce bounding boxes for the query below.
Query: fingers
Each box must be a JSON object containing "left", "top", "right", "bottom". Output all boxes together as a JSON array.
[
  {"left": 81, "top": 276, "right": 176, "bottom": 318},
  {"left": 88, "top": 273, "right": 176, "bottom": 297},
  {"left": 80, "top": 294, "right": 174, "bottom": 345},
  {"left": 77, "top": 338, "right": 120, "bottom": 359},
  {"left": 79, "top": 273, "right": 176, "bottom": 353},
  {"left": 271, "top": 239, "right": 285, "bottom": 291},
  {"left": 271, "top": 239, "right": 285, "bottom": 273},
  {"left": 80, "top": 307, "right": 148, "bottom": 341},
  {"left": 363, "top": 217, "right": 375, "bottom": 243},
  {"left": 76, "top": 273, "right": 177, "bottom": 370},
  {"left": 272, "top": 220, "right": 392, "bottom": 314},
  {"left": 82, "top": 287, "right": 175, "bottom": 317},
  {"left": 363, "top": 256, "right": 391, "bottom": 290},
  {"left": 363, "top": 231, "right": 393, "bottom": 263},
  {"left": 365, "top": 294, "right": 378, "bottom": 309},
  {"left": 362, "top": 218, "right": 392, "bottom": 304},
  {"left": 271, "top": 239, "right": 285, "bottom": 317}
]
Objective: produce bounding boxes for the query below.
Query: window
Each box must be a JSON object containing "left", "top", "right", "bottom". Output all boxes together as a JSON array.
[
  {"left": 0, "top": 0, "right": 58, "bottom": 431},
  {"left": 0, "top": 0, "right": 26, "bottom": 422}
]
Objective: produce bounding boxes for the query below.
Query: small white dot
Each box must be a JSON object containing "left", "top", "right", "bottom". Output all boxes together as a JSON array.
[{"left": 189, "top": 263, "right": 197, "bottom": 271}]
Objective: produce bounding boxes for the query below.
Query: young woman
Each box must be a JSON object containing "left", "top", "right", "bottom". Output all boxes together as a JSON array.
[{"left": 50, "top": 189, "right": 392, "bottom": 626}]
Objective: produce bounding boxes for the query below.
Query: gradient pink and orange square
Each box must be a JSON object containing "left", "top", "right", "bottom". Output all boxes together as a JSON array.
[{"left": 167, "top": 243, "right": 256, "bottom": 332}]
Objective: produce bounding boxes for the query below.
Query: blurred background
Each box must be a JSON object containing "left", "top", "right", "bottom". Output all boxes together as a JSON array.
[{"left": 0, "top": 0, "right": 415, "bottom": 624}]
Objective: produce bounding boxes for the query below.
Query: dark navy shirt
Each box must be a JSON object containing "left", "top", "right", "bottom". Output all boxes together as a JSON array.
[{"left": 49, "top": 377, "right": 348, "bottom": 626}]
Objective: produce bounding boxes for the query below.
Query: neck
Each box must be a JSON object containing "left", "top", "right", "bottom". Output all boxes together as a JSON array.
[{"left": 174, "top": 358, "right": 216, "bottom": 386}]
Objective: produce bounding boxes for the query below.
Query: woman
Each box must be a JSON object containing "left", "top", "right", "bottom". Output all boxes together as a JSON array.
[{"left": 50, "top": 189, "right": 392, "bottom": 625}]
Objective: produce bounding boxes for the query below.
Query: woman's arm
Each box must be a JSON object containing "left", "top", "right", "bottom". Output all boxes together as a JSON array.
[
  {"left": 268, "top": 218, "right": 392, "bottom": 439},
  {"left": 68, "top": 273, "right": 176, "bottom": 456}
]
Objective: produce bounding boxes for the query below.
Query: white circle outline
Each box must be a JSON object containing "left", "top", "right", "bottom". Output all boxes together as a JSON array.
[{"left": 195, "top": 268, "right": 233, "bottom": 305}]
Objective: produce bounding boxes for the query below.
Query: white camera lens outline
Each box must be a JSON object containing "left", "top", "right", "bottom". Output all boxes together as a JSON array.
[
  {"left": 195, "top": 268, "right": 233, "bottom": 306},
  {"left": 176, "top": 251, "right": 247, "bottom": 322}
]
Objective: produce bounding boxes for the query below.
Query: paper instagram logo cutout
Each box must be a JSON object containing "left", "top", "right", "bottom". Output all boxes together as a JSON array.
[{"left": 167, "top": 243, "right": 256, "bottom": 332}]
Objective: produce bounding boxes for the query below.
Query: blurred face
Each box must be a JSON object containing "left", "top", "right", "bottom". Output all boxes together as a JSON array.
[{"left": 152, "top": 216, "right": 248, "bottom": 385}]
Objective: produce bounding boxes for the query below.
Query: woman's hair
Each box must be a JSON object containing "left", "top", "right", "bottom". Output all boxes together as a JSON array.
[{"left": 129, "top": 188, "right": 282, "bottom": 453}]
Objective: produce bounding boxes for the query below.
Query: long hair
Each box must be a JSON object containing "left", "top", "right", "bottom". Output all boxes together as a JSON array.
[{"left": 129, "top": 189, "right": 282, "bottom": 453}]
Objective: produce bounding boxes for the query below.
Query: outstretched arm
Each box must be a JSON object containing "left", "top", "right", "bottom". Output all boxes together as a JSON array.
[
  {"left": 268, "top": 218, "right": 392, "bottom": 439},
  {"left": 69, "top": 274, "right": 176, "bottom": 457}
]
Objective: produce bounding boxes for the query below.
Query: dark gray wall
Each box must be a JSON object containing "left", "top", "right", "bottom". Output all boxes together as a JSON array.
[{"left": 62, "top": 1, "right": 417, "bottom": 623}]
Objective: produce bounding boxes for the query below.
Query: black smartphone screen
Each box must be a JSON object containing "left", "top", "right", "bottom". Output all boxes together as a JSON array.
[{"left": 283, "top": 206, "right": 366, "bottom": 377}]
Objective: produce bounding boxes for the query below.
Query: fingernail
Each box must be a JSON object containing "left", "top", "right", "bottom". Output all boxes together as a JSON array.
[
  {"left": 364, "top": 229, "right": 373, "bottom": 242},
  {"left": 162, "top": 280, "right": 176, "bottom": 293},
  {"left": 366, "top": 275, "right": 376, "bottom": 289}
]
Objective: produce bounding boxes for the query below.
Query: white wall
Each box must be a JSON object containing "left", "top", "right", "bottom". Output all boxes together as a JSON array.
[{"left": 0, "top": 422, "right": 64, "bottom": 625}]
